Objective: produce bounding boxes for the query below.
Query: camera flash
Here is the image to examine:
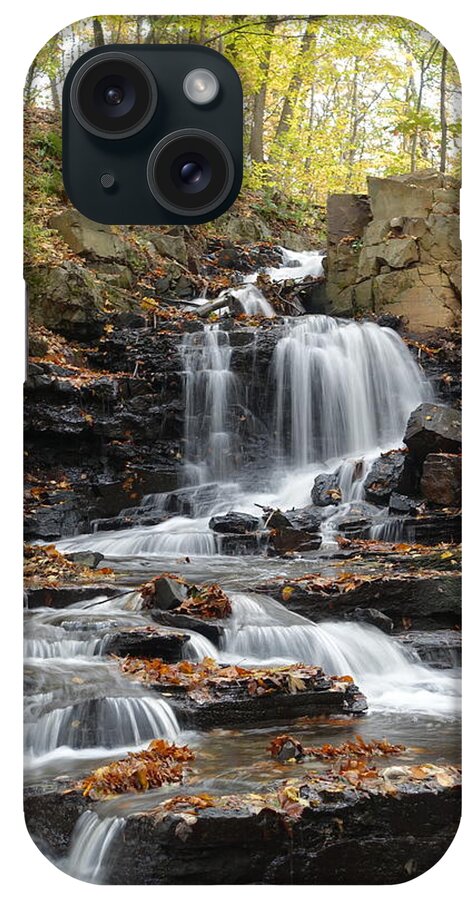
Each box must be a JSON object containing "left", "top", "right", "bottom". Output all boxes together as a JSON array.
[{"left": 183, "top": 69, "right": 219, "bottom": 105}]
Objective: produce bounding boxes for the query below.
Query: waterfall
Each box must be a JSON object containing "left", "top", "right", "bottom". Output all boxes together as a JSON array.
[
  {"left": 181, "top": 325, "right": 239, "bottom": 484},
  {"left": 25, "top": 695, "right": 179, "bottom": 756},
  {"left": 228, "top": 284, "right": 276, "bottom": 317},
  {"left": 55, "top": 247, "right": 432, "bottom": 561},
  {"left": 220, "top": 592, "right": 460, "bottom": 717},
  {"left": 64, "top": 811, "right": 125, "bottom": 883},
  {"left": 273, "top": 315, "right": 431, "bottom": 468}
]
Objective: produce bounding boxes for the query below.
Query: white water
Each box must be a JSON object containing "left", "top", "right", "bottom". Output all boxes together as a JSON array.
[
  {"left": 64, "top": 811, "right": 126, "bottom": 883},
  {"left": 25, "top": 693, "right": 179, "bottom": 757},
  {"left": 220, "top": 592, "right": 460, "bottom": 718}
]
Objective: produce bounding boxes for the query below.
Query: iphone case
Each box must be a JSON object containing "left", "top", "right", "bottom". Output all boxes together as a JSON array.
[{"left": 24, "top": 14, "right": 461, "bottom": 884}]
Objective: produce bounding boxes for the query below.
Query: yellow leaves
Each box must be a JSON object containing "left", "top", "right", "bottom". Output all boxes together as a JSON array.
[
  {"left": 287, "top": 674, "right": 306, "bottom": 693},
  {"left": 282, "top": 585, "right": 294, "bottom": 601}
]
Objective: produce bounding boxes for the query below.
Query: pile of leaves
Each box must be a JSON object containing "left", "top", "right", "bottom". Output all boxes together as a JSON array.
[
  {"left": 268, "top": 733, "right": 405, "bottom": 763},
  {"left": 147, "top": 764, "right": 461, "bottom": 828},
  {"left": 73, "top": 739, "right": 195, "bottom": 800},
  {"left": 140, "top": 575, "right": 232, "bottom": 620},
  {"left": 179, "top": 583, "right": 232, "bottom": 619},
  {"left": 119, "top": 656, "right": 332, "bottom": 703},
  {"left": 23, "top": 544, "right": 114, "bottom": 586}
]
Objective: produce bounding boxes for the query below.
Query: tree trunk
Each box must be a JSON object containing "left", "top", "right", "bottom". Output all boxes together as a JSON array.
[
  {"left": 273, "top": 18, "right": 315, "bottom": 144},
  {"left": 24, "top": 59, "right": 37, "bottom": 104},
  {"left": 440, "top": 46, "right": 448, "bottom": 173},
  {"left": 49, "top": 76, "right": 60, "bottom": 114},
  {"left": 93, "top": 17, "right": 105, "bottom": 47},
  {"left": 249, "top": 16, "right": 277, "bottom": 163},
  {"left": 345, "top": 58, "right": 360, "bottom": 188}
]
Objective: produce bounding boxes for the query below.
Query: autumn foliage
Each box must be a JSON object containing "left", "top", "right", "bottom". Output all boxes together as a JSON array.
[
  {"left": 74, "top": 739, "right": 195, "bottom": 800},
  {"left": 268, "top": 733, "right": 405, "bottom": 763}
]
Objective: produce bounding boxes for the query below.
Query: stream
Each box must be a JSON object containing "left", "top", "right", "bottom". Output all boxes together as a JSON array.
[{"left": 24, "top": 248, "right": 461, "bottom": 882}]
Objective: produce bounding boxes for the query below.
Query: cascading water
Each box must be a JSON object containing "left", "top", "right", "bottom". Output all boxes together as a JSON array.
[
  {"left": 273, "top": 315, "right": 431, "bottom": 467},
  {"left": 63, "top": 811, "right": 126, "bottom": 883},
  {"left": 181, "top": 324, "right": 239, "bottom": 485},
  {"left": 29, "top": 245, "right": 460, "bottom": 883}
]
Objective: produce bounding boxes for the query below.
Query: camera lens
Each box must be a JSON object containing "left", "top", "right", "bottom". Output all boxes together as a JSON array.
[
  {"left": 70, "top": 52, "right": 157, "bottom": 139},
  {"left": 104, "top": 86, "right": 124, "bottom": 106},
  {"left": 147, "top": 130, "right": 234, "bottom": 216},
  {"left": 180, "top": 162, "right": 202, "bottom": 185}
]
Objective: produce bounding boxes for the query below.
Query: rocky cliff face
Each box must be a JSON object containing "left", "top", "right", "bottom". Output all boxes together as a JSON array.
[{"left": 326, "top": 170, "right": 461, "bottom": 332}]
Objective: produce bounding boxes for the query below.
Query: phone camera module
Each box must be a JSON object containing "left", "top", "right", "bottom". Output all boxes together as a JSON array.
[
  {"left": 70, "top": 51, "right": 157, "bottom": 139},
  {"left": 147, "top": 129, "right": 234, "bottom": 216}
]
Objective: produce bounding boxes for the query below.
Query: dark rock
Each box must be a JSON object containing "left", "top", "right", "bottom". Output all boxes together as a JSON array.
[
  {"left": 421, "top": 453, "right": 461, "bottom": 507},
  {"left": 284, "top": 506, "right": 322, "bottom": 533},
  {"left": 219, "top": 534, "right": 263, "bottom": 555},
  {"left": 64, "top": 551, "right": 105, "bottom": 569},
  {"left": 103, "top": 628, "right": 190, "bottom": 662},
  {"left": 269, "top": 527, "right": 322, "bottom": 555},
  {"left": 258, "top": 571, "right": 461, "bottom": 629},
  {"left": 327, "top": 194, "right": 371, "bottom": 246},
  {"left": 388, "top": 493, "right": 423, "bottom": 515},
  {"left": 404, "top": 403, "right": 461, "bottom": 461},
  {"left": 141, "top": 576, "right": 188, "bottom": 611},
  {"left": 158, "top": 679, "right": 366, "bottom": 730},
  {"left": 150, "top": 610, "right": 223, "bottom": 645},
  {"left": 364, "top": 450, "right": 417, "bottom": 505},
  {"left": 209, "top": 512, "right": 261, "bottom": 534},
  {"left": 396, "top": 629, "right": 461, "bottom": 669},
  {"left": 24, "top": 583, "right": 118, "bottom": 610},
  {"left": 311, "top": 473, "right": 341, "bottom": 507},
  {"left": 345, "top": 607, "right": 394, "bottom": 633},
  {"left": 28, "top": 770, "right": 460, "bottom": 885}
]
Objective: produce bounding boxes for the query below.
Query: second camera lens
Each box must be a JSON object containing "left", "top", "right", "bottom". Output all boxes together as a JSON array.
[{"left": 147, "top": 130, "right": 234, "bottom": 216}]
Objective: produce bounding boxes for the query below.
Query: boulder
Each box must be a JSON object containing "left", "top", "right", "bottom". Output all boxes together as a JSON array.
[
  {"left": 49, "top": 210, "right": 127, "bottom": 260},
  {"left": 64, "top": 551, "right": 105, "bottom": 569},
  {"left": 419, "top": 214, "right": 461, "bottom": 263},
  {"left": 209, "top": 512, "right": 261, "bottom": 534},
  {"left": 345, "top": 607, "right": 394, "bottom": 633},
  {"left": 327, "top": 194, "right": 371, "bottom": 245},
  {"left": 27, "top": 262, "right": 106, "bottom": 339},
  {"left": 364, "top": 451, "right": 416, "bottom": 505},
  {"left": 103, "top": 628, "right": 190, "bottom": 662},
  {"left": 140, "top": 575, "right": 188, "bottom": 611},
  {"left": 421, "top": 453, "right": 461, "bottom": 507},
  {"left": 219, "top": 213, "right": 271, "bottom": 243},
  {"left": 368, "top": 175, "right": 433, "bottom": 220},
  {"left": 311, "top": 473, "right": 342, "bottom": 507},
  {"left": 404, "top": 403, "right": 461, "bottom": 461},
  {"left": 148, "top": 232, "right": 188, "bottom": 265},
  {"left": 380, "top": 236, "right": 418, "bottom": 269},
  {"left": 388, "top": 492, "right": 423, "bottom": 515}
]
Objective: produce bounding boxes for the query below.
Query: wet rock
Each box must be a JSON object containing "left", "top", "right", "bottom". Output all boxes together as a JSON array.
[
  {"left": 364, "top": 450, "right": 416, "bottom": 505},
  {"left": 64, "top": 551, "right": 105, "bottom": 569},
  {"left": 140, "top": 575, "right": 188, "bottom": 611},
  {"left": 150, "top": 610, "right": 223, "bottom": 645},
  {"left": 345, "top": 607, "right": 394, "bottom": 633},
  {"left": 404, "top": 403, "right": 461, "bottom": 461},
  {"left": 311, "top": 473, "right": 341, "bottom": 507},
  {"left": 396, "top": 629, "right": 461, "bottom": 669},
  {"left": 388, "top": 492, "right": 423, "bottom": 515},
  {"left": 269, "top": 527, "right": 322, "bottom": 556},
  {"left": 29, "top": 767, "right": 460, "bottom": 885},
  {"left": 103, "top": 628, "right": 190, "bottom": 662},
  {"left": 259, "top": 570, "right": 461, "bottom": 629},
  {"left": 209, "top": 512, "right": 261, "bottom": 534},
  {"left": 24, "top": 583, "right": 118, "bottom": 610},
  {"left": 421, "top": 453, "right": 461, "bottom": 507},
  {"left": 160, "top": 678, "right": 365, "bottom": 730}
]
